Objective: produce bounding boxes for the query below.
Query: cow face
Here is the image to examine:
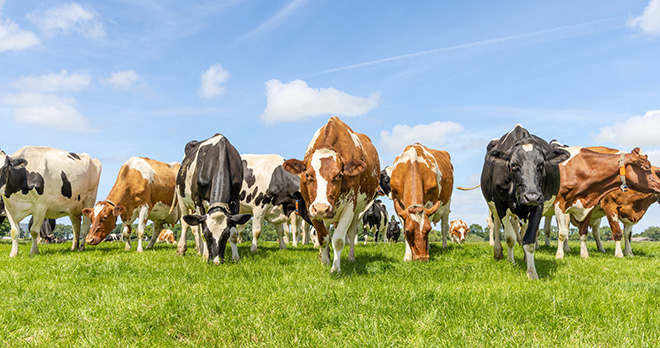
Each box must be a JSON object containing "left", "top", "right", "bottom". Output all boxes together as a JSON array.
[
  {"left": 183, "top": 208, "right": 250, "bottom": 264},
  {"left": 624, "top": 148, "right": 660, "bottom": 193},
  {"left": 450, "top": 220, "right": 469, "bottom": 244},
  {"left": 487, "top": 141, "right": 569, "bottom": 206},
  {"left": 283, "top": 147, "right": 366, "bottom": 220},
  {"left": 394, "top": 199, "right": 441, "bottom": 261},
  {"left": 83, "top": 202, "right": 126, "bottom": 245},
  {"left": 379, "top": 168, "right": 391, "bottom": 196}
]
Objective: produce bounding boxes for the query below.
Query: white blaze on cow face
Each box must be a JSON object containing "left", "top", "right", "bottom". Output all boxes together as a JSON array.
[
  {"left": 308, "top": 148, "right": 340, "bottom": 218},
  {"left": 93, "top": 203, "right": 104, "bottom": 218},
  {"left": 522, "top": 144, "right": 534, "bottom": 152}
]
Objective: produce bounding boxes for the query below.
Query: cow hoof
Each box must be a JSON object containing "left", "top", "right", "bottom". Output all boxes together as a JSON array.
[
  {"left": 250, "top": 245, "right": 257, "bottom": 253},
  {"left": 330, "top": 265, "right": 340, "bottom": 273},
  {"left": 347, "top": 255, "right": 356, "bottom": 263},
  {"left": 9, "top": 251, "right": 18, "bottom": 258},
  {"left": 494, "top": 252, "right": 504, "bottom": 260},
  {"left": 233, "top": 256, "right": 240, "bottom": 262},
  {"left": 527, "top": 272, "right": 539, "bottom": 280},
  {"left": 614, "top": 252, "right": 623, "bottom": 258},
  {"left": 555, "top": 251, "right": 564, "bottom": 259}
]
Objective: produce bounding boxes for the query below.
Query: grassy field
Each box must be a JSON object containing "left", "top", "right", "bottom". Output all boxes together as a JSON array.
[{"left": 1, "top": 239, "right": 660, "bottom": 347}]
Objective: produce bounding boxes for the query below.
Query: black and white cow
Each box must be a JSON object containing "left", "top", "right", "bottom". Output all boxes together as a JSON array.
[
  {"left": 175, "top": 134, "right": 251, "bottom": 264},
  {"left": 104, "top": 233, "right": 124, "bottom": 242},
  {"left": 379, "top": 166, "right": 393, "bottom": 199},
  {"left": 361, "top": 199, "right": 388, "bottom": 244},
  {"left": 386, "top": 216, "right": 401, "bottom": 243},
  {"left": 236, "top": 154, "right": 311, "bottom": 254},
  {"left": 481, "top": 125, "right": 569, "bottom": 279},
  {"left": 27, "top": 217, "right": 63, "bottom": 244},
  {"left": 0, "top": 146, "right": 101, "bottom": 256}
]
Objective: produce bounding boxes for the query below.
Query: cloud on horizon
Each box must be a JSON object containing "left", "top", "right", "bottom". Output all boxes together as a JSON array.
[
  {"left": 198, "top": 64, "right": 230, "bottom": 99},
  {"left": 628, "top": 0, "right": 660, "bottom": 35},
  {"left": 594, "top": 109, "right": 660, "bottom": 149},
  {"left": 260, "top": 79, "right": 380, "bottom": 124},
  {"left": 27, "top": 2, "right": 105, "bottom": 39},
  {"left": 3, "top": 93, "right": 96, "bottom": 133},
  {"left": 380, "top": 121, "right": 465, "bottom": 154}
]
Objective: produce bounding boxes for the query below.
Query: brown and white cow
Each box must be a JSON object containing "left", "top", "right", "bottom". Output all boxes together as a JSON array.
[
  {"left": 283, "top": 116, "right": 380, "bottom": 272},
  {"left": 449, "top": 219, "right": 469, "bottom": 244},
  {"left": 83, "top": 157, "right": 180, "bottom": 252},
  {"left": 553, "top": 147, "right": 660, "bottom": 259},
  {"left": 156, "top": 228, "right": 176, "bottom": 244},
  {"left": 390, "top": 143, "right": 453, "bottom": 261}
]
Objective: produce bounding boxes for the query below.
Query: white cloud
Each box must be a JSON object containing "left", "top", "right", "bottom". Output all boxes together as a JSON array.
[
  {"left": 0, "top": 14, "right": 41, "bottom": 52},
  {"left": 646, "top": 149, "right": 660, "bottom": 166},
  {"left": 10, "top": 70, "right": 91, "bottom": 92},
  {"left": 198, "top": 64, "right": 230, "bottom": 99},
  {"left": 27, "top": 2, "right": 104, "bottom": 39},
  {"left": 237, "top": 0, "right": 308, "bottom": 43},
  {"left": 260, "top": 79, "right": 380, "bottom": 124},
  {"left": 3, "top": 93, "right": 95, "bottom": 133},
  {"left": 380, "top": 121, "right": 465, "bottom": 153},
  {"left": 594, "top": 109, "right": 660, "bottom": 148},
  {"left": 106, "top": 70, "right": 140, "bottom": 88},
  {"left": 628, "top": 0, "right": 660, "bottom": 35}
]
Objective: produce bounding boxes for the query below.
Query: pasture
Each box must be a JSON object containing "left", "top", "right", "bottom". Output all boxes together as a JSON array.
[{"left": 1, "top": 239, "right": 660, "bottom": 347}]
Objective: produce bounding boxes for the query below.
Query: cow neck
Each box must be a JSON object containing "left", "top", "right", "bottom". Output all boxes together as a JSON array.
[
  {"left": 403, "top": 160, "right": 426, "bottom": 210},
  {"left": 559, "top": 151, "right": 638, "bottom": 211}
]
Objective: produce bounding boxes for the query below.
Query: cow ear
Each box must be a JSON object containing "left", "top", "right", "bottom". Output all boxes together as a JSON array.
[
  {"left": 229, "top": 213, "right": 251, "bottom": 226},
  {"left": 114, "top": 206, "right": 126, "bottom": 216},
  {"left": 545, "top": 149, "right": 570, "bottom": 166},
  {"left": 82, "top": 208, "right": 93, "bottom": 218},
  {"left": 283, "top": 159, "right": 306, "bottom": 176},
  {"left": 393, "top": 198, "right": 409, "bottom": 220},
  {"left": 183, "top": 214, "right": 207, "bottom": 226},
  {"left": 9, "top": 158, "right": 27, "bottom": 169},
  {"left": 486, "top": 150, "right": 510, "bottom": 166},
  {"left": 343, "top": 159, "right": 367, "bottom": 177}
]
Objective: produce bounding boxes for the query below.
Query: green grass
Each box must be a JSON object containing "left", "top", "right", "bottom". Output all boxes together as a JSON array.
[{"left": 1, "top": 240, "right": 660, "bottom": 347}]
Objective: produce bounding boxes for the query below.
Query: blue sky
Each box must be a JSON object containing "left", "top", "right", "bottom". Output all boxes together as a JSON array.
[{"left": 2, "top": 0, "right": 660, "bottom": 233}]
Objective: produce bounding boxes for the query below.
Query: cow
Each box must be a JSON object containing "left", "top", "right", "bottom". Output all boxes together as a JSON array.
[
  {"left": 283, "top": 116, "right": 380, "bottom": 272},
  {"left": 481, "top": 125, "right": 570, "bottom": 279},
  {"left": 156, "top": 228, "right": 175, "bottom": 244},
  {"left": 552, "top": 146, "right": 660, "bottom": 259},
  {"left": 0, "top": 146, "right": 101, "bottom": 257},
  {"left": 386, "top": 216, "right": 401, "bottom": 243},
  {"left": 104, "top": 233, "right": 123, "bottom": 242},
  {"left": 361, "top": 199, "right": 388, "bottom": 244},
  {"left": 389, "top": 143, "right": 453, "bottom": 261},
  {"left": 379, "top": 166, "right": 393, "bottom": 199},
  {"left": 449, "top": 219, "right": 470, "bottom": 244},
  {"left": 235, "top": 154, "right": 311, "bottom": 254},
  {"left": 175, "top": 133, "right": 251, "bottom": 264},
  {"left": 82, "top": 157, "right": 180, "bottom": 252},
  {"left": 27, "top": 217, "right": 63, "bottom": 244}
]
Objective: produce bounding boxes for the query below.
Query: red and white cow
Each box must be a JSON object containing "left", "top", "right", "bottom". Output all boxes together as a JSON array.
[
  {"left": 390, "top": 143, "right": 453, "bottom": 261},
  {"left": 283, "top": 116, "right": 380, "bottom": 272},
  {"left": 449, "top": 219, "right": 469, "bottom": 244},
  {"left": 83, "top": 157, "right": 180, "bottom": 252},
  {"left": 0, "top": 146, "right": 101, "bottom": 257},
  {"left": 157, "top": 228, "right": 176, "bottom": 244}
]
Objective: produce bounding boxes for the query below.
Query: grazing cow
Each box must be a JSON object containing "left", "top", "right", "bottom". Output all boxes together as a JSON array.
[
  {"left": 27, "top": 217, "right": 63, "bottom": 244},
  {"left": 176, "top": 133, "right": 251, "bottom": 264},
  {"left": 481, "top": 125, "right": 570, "bottom": 279},
  {"left": 553, "top": 147, "right": 660, "bottom": 259},
  {"left": 1, "top": 147, "right": 101, "bottom": 256},
  {"left": 83, "top": 157, "right": 180, "bottom": 252},
  {"left": 156, "top": 228, "right": 175, "bottom": 244},
  {"left": 379, "top": 166, "right": 393, "bottom": 199},
  {"left": 283, "top": 116, "right": 380, "bottom": 272},
  {"left": 361, "top": 199, "right": 388, "bottom": 244},
  {"left": 386, "top": 216, "right": 401, "bottom": 243},
  {"left": 235, "top": 154, "right": 311, "bottom": 253},
  {"left": 390, "top": 143, "right": 453, "bottom": 261},
  {"left": 449, "top": 220, "right": 470, "bottom": 244},
  {"left": 104, "top": 233, "right": 123, "bottom": 242}
]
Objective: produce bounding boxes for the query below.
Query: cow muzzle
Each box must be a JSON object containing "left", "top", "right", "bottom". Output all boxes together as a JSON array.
[
  {"left": 85, "top": 234, "right": 103, "bottom": 245},
  {"left": 519, "top": 192, "right": 543, "bottom": 206},
  {"left": 310, "top": 203, "right": 334, "bottom": 219}
]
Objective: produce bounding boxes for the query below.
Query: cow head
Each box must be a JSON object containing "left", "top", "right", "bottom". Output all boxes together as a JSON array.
[
  {"left": 487, "top": 139, "right": 569, "bottom": 206},
  {"left": 83, "top": 201, "right": 126, "bottom": 245},
  {"left": 450, "top": 220, "right": 469, "bottom": 244},
  {"left": 394, "top": 199, "right": 441, "bottom": 261},
  {"left": 283, "top": 146, "right": 366, "bottom": 220},
  {"left": 183, "top": 205, "right": 250, "bottom": 265},
  {"left": 623, "top": 148, "right": 660, "bottom": 193},
  {"left": 379, "top": 167, "right": 392, "bottom": 197}
]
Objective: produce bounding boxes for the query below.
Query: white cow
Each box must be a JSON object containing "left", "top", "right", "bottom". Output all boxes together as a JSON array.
[{"left": 0, "top": 146, "right": 101, "bottom": 257}]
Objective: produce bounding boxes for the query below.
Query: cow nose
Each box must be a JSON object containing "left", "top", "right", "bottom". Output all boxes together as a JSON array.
[
  {"left": 310, "top": 203, "right": 334, "bottom": 218},
  {"left": 520, "top": 192, "right": 543, "bottom": 205},
  {"left": 85, "top": 235, "right": 100, "bottom": 245}
]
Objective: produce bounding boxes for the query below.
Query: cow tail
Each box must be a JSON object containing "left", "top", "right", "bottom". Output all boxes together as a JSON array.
[
  {"left": 456, "top": 184, "right": 481, "bottom": 191},
  {"left": 168, "top": 192, "right": 179, "bottom": 216}
]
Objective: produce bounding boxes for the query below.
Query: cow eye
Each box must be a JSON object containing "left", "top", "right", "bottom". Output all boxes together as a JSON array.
[
  {"left": 511, "top": 164, "right": 520, "bottom": 172},
  {"left": 537, "top": 163, "right": 544, "bottom": 171},
  {"left": 334, "top": 173, "right": 343, "bottom": 182},
  {"left": 305, "top": 172, "right": 315, "bottom": 182}
]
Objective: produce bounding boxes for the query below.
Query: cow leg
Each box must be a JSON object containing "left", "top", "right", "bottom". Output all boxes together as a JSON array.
[
  {"left": 29, "top": 211, "right": 47, "bottom": 255},
  {"left": 347, "top": 218, "right": 359, "bottom": 263},
  {"left": 555, "top": 205, "right": 570, "bottom": 259},
  {"left": 623, "top": 222, "right": 634, "bottom": 257},
  {"left": 146, "top": 221, "right": 163, "bottom": 250},
  {"left": 5, "top": 208, "right": 22, "bottom": 257},
  {"left": 578, "top": 214, "right": 592, "bottom": 258},
  {"left": 290, "top": 213, "right": 299, "bottom": 248},
  {"left": 330, "top": 210, "right": 355, "bottom": 273},
  {"left": 70, "top": 214, "right": 83, "bottom": 252},
  {"left": 590, "top": 218, "right": 606, "bottom": 253},
  {"left": 230, "top": 226, "right": 240, "bottom": 262},
  {"left": 511, "top": 215, "right": 523, "bottom": 247},
  {"left": 275, "top": 223, "right": 287, "bottom": 250},
  {"left": 302, "top": 221, "right": 310, "bottom": 245},
  {"left": 522, "top": 206, "right": 542, "bottom": 280},
  {"left": 488, "top": 203, "right": 504, "bottom": 260},
  {"left": 123, "top": 223, "right": 133, "bottom": 251},
  {"left": 135, "top": 205, "right": 150, "bottom": 253},
  {"left": 501, "top": 215, "right": 517, "bottom": 264},
  {"left": 251, "top": 212, "right": 264, "bottom": 253},
  {"left": 282, "top": 223, "right": 290, "bottom": 245},
  {"left": 236, "top": 223, "right": 246, "bottom": 244},
  {"left": 604, "top": 212, "right": 624, "bottom": 258},
  {"left": 177, "top": 216, "right": 189, "bottom": 255},
  {"left": 544, "top": 216, "right": 552, "bottom": 247},
  {"left": 313, "top": 220, "right": 331, "bottom": 265},
  {"left": 487, "top": 213, "right": 495, "bottom": 246}
]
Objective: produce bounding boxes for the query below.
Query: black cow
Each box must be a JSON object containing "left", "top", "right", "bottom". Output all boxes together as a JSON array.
[
  {"left": 175, "top": 133, "right": 251, "bottom": 264},
  {"left": 378, "top": 166, "right": 392, "bottom": 198},
  {"left": 386, "top": 216, "right": 401, "bottom": 243},
  {"left": 361, "top": 199, "right": 388, "bottom": 244},
  {"left": 481, "top": 124, "right": 569, "bottom": 279}
]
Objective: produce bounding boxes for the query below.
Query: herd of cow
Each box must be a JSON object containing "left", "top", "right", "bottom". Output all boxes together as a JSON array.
[{"left": 2, "top": 117, "right": 659, "bottom": 279}]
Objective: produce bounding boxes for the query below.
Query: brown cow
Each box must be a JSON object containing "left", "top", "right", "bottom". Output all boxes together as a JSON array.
[
  {"left": 390, "top": 143, "right": 453, "bottom": 261},
  {"left": 449, "top": 219, "right": 469, "bottom": 244},
  {"left": 283, "top": 116, "right": 380, "bottom": 272},
  {"left": 83, "top": 157, "right": 180, "bottom": 252},
  {"left": 553, "top": 147, "right": 660, "bottom": 259},
  {"left": 156, "top": 228, "right": 176, "bottom": 244}
]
